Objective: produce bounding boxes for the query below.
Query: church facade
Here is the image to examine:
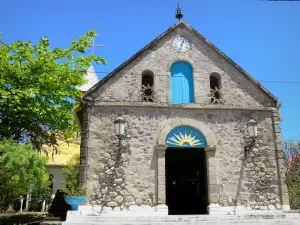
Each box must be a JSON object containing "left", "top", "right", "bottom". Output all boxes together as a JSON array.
[{"left": 77, "top": 21, "right": 289, "bottom": 215}]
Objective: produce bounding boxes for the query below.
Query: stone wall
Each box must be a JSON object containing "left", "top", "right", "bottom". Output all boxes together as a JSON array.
[
  {"left": 81, "top": 105, "right": 287, "bottom": 211},
  {"left": 90, "top": 23, "right": 275, "bottom": 108}
]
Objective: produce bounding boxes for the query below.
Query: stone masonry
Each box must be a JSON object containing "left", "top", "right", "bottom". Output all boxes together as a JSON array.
[
  {"left": 81, "top": 106, "right": 288, "bottom": 212},
  {"left": 77, "top": 21, "right": 289, "bottom": 215}
]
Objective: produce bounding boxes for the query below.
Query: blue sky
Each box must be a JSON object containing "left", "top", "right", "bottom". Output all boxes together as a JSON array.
[{"left": 1, "top": 0, "right": 299, "bottom": 140}]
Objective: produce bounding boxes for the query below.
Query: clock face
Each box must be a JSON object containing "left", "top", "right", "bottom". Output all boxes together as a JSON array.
[{"left": 172, "top": 36, "right": 191, "bottom": 53}]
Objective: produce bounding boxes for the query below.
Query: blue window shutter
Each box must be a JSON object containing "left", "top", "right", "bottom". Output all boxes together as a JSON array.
[{"left": 171, "top": 62, "right": 194, "bottom": 103}]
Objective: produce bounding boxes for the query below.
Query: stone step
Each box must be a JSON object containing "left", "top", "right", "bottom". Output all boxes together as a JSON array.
[
  {"left": 40, "top": 216, "right": 63, "bottom": 225},
  {"left": 63, "top": 214, "right": 300, "bottom": 225},
  {"left": 43, "top": 216, "right": 62, "bottom": 221},
  {"left": 63, "top": 220, "right": 299, "bottom": 225},
  {"left": 65, "top": 214, "right": 300, "bottom": 221},
  {"left": 40, "top": 222, "right": 62, "bottom": 225}
]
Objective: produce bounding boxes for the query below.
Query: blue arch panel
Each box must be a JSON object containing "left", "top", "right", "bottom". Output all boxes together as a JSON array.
[
  {"left": 171, "top": 62, "right": 194, "bottom": 104},
  {"left": 165, "top": 126, "right": 207, "bottom": 148}
]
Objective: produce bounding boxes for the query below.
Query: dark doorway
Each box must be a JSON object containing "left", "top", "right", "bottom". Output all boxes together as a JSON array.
[{"left": 165, "top": 148, "right": 208, "bottom": 215}]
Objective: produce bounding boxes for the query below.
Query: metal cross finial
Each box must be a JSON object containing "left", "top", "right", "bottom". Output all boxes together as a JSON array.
[
  {"left": 89, "top": 34, "right": 105, "bottom": 55},
  {"left": 176, "top": 0, "right": 183, "bottom": 21}
]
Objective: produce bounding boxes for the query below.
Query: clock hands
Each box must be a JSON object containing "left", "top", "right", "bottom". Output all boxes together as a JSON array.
[
  {"left": 178, "top": 36, "right": 186, "bottom": 52},
  {"left": 180, "top": 39, "right": 184, "bottom": 51}
]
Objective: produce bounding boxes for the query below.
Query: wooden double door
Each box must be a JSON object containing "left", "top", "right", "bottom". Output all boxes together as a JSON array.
[{"left": 165, "top": 148, "right": 208, "bottom": 215}]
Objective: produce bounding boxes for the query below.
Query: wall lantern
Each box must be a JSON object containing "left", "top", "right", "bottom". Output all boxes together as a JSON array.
[
  {"left": 114, "top": 116, "right": 126, "bottom": 140},
  {"left": 247, "top": 119, "right": 257, "bottom": 138}
]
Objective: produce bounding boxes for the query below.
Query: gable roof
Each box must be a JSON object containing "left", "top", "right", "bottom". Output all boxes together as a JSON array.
[{"left": 84, "top": 20, "right": 277, "bottom": 103}]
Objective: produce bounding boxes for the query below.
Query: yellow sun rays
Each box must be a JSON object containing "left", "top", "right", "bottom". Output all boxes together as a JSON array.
[{"left": 166, "top": 126, "right": 205, "bottom": 147}]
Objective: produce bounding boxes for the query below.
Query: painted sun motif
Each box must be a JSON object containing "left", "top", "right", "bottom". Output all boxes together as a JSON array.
[{"left": 165, "top": 126, "right": 207, "bottom": 148}]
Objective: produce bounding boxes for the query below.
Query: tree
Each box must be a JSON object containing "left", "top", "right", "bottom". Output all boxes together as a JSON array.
[
  {"left": 0, "top": 30, "right": 106, "bottom": 150},
  {"left": 283, "top": 139, "right": 300, "bottom": 209},
  {"left": 0, "top": 138, "right": 50, "bottom": 211}
]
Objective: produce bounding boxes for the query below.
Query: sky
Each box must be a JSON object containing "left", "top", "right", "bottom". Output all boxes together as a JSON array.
[{"left": 1, "top": 0, "right": 299, "bottom": 140}]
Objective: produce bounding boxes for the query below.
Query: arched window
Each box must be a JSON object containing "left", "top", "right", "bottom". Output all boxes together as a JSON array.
[
  {"left": 210, "top": 73, "right": 221, "bottom": 103},
  {"left": 171, "top": 62, "right": 194, "bottom": 104},
  {"left": 141, "top": 70, "right": 154, "bottom": 102}
]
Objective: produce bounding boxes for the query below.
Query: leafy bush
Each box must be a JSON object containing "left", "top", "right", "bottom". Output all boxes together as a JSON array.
[
  {"left": 0, "top": 138, "right": 51, "bottom": 212},
  {"left": 283, "top": 139, "right": 300, "bottom": 209},
  {"left": 61, "top": 164, "right": 86, "bottom": 196},
  {"left": 286, "top": 156, "right": 300, "bottom": 209},
  {"left": 286, "top": 175, "right": 300, "bottom": 209}
]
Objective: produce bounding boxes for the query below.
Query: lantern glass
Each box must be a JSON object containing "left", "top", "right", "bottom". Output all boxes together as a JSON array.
[
  {"left": 114, "top": 117, "right": 126, "bottom": 137},
  {"left": 247, "top": 119, "right": 257, "bottom": 138},
  {"left": 247, "top": 125, "right": 254, "bottom": 137}
]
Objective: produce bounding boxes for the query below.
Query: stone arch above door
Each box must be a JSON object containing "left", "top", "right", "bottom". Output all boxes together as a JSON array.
[
  {"left": 157, "top": 118, "right": 217, "bottom": 151},
  {"left": 155, "top": 118, "right": 219, "bottom": 209}
]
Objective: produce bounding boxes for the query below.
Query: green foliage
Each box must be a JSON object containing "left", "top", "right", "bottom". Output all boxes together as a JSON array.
[
  {"left": 61, "top": 152, "right": 82, "bottom": 196},
  {"left": 286, "top": 170, "right": 300, "bottom": 209},
  {"left": 0, "top": 30, "right": 106, "bottom": 150},
  {"left": 61, "top": 154, "right": 85, "bottom": 196},
  {"left": 283, "top": 139, "right": 300, "bottom": 209},
  {"left": 61, "top": 164, "right": 86, "bottom": 196},
  {"left": 0, "top": 138, "right": 51, "bottom": 212}
]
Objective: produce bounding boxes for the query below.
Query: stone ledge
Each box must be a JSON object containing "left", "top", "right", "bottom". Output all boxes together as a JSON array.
[
  {"left": 94, "top": 102, "right": 276, "bottom": 111},
  {"left": 205, "top": 146, "right": 217, "bottom": 152}
]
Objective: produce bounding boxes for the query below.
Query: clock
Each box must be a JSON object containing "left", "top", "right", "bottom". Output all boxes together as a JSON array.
[{"left": 172, "top": 36, "right": 191, "bottom": 53}]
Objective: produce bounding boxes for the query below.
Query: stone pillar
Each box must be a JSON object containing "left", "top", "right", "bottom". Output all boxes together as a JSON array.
[
  {"left": 206, "top": 146, "right": 220, "bottom": 214},
  {"left": 206, "top": 146, "right": 218, "bottom": 203},
  {"left": 79, "top": 106, "right": 90, "bottom": 185},
  {"left": 156, "top": 145, "right": 166, "bottom": 205},
  {"left": 154, "top": 145, "right": 168, "bottom": 215},
  {"left": 272, "top": 111, "right": 290, "bottom": 210}
]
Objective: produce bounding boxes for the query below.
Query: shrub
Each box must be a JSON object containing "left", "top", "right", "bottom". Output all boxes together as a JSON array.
[
  {"left": 0, "top": 138, "right": 51, "bottom": 212},
  {"left": 283, "top": 139, "right": 300, "bottom": 209},
  {"left": 61, "top": 163, "right": 86, "bottom": 196},
  {"left": 286, "top": 157, "right": 300, "bottom": 209}
]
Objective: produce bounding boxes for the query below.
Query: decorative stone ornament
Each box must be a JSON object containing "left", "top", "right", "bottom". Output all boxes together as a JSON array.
[
  {"left": 114, "top": 116, "right": 126, "bottom": 138},
  {"left": 247, "top": 119, "right": 258, "bottom": 138}
]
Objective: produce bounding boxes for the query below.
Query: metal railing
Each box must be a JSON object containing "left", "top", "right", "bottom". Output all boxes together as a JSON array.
[{"left": 15, "top": 197, "right": 53, "bottom": 212}]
